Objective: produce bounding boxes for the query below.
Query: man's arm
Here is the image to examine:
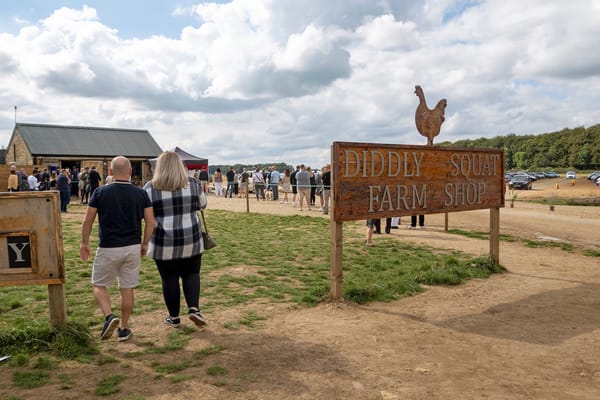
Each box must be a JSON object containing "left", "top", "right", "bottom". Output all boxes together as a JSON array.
[
  {"left": 141, "top": 206, "right": 155, "bottom": 257},
  {"left": 80, "top": 206, "right": 98, "bottom": 261}
]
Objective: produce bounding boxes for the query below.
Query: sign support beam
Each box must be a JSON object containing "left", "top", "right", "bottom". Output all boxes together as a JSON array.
[
  {"left": 48, "top": 283, "right": 67, "bottom": 329},
  {"left": 329, "top": 220, "right": 344, "bottom": 300}
]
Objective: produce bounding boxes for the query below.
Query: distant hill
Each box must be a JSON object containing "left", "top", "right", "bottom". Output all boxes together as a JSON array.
[{"left": 437, "top": 124, "right": 600, "bottom": 170}]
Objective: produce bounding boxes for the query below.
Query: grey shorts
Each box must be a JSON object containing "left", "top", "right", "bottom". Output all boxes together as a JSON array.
[{"left": 92, "top": 244, "right": 141, "bottom": 288}]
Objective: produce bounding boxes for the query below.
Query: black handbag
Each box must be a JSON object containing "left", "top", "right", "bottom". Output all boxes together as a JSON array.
[{"left": 200, "top": 210, "right": 217, "bottom": 250}]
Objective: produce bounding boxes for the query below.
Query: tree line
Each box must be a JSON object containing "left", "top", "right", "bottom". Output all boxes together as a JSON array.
[{"left": 438, "top": 124, "right": 600, "bottom": 171}]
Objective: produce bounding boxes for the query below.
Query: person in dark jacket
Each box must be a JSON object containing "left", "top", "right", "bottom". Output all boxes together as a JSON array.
[
  {"left": 56, "top": 169, "right": 71, "bottom": 212},
  {"left": 87, "top": 165, "right": 102, "bottom": 196},
  {"left": 225, "top": 167, "right": 236, "bottom": 198}
]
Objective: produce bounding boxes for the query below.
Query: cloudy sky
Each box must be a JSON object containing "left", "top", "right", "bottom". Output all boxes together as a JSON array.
[{"left": 1, "top": 1, "right": 599, "bottom": 168}]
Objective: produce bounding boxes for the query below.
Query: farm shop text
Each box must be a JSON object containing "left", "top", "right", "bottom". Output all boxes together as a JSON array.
[{"left": 341, "top": 150, "right": 502, "bottom": 213}]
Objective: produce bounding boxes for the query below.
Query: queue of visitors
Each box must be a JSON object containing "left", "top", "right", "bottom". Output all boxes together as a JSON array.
[
  {"left": 7, "top": 162, "right": 336, "bottom": 218},
  {"left": 202, "top": 164, "right": 332, "bottom": 215}
]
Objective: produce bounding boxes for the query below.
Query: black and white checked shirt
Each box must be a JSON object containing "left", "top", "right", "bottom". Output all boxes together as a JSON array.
[{"left": 144, "top": 177, "right": 204, "bottom": 260}]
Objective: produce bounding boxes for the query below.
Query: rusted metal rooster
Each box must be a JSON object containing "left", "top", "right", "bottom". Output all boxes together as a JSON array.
[{"left": 415, "top": 85, "right": 447, "bottom": 146}]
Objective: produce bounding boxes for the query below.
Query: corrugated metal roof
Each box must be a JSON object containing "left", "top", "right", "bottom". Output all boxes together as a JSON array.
[{"left": 16, "top": 123, "right": 163, "bottom": 158}]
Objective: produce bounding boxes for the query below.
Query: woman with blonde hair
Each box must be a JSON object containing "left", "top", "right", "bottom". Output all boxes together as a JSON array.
[
  {"left": 144, "top": 151, "right": 208, "bottom": 328},
  {"left": 7, "top": 166, "right": 18, "bottom": 192}
]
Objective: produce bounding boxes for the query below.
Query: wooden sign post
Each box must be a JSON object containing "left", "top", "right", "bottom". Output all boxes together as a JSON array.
[
  {"left": 329, "top": 142, "right": 504, "bottom": 299},
  {"left": 0, "top": 192, "right": 67, "bottom": 329}
]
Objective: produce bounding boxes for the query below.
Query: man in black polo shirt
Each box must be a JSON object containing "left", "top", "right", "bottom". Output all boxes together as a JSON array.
[{"left": 80, "top": 156, "right": 154, "bottom": 342}]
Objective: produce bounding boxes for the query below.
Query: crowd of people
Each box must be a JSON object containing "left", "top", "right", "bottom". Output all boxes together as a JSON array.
[
  {"left": 198, "top": 164, "right": 332, "bottom": 215},
  {"left": 6, "top": 163, "right": 103, "bottom": 212},
  {"left": 188, "top": 165, "right": 426, "bottom": 244}
]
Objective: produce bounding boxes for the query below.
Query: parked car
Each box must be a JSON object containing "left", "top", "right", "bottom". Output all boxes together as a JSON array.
[
  {"left": 566, "top": 171, "right": 576, "bottom": 179},
  {"left": 587, "top": 171, "right": 600, "bottom": 181},
  {"left": 509, "top": 174, "right": 533, "bottom": 190}
]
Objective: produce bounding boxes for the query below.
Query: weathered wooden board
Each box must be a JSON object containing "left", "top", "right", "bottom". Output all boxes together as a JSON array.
[
  {"left": 0, "top": 192, "right": 65, "bottom": 286},
  {"left": 332, "top": 142, "right": 504, "bottom": 222}
]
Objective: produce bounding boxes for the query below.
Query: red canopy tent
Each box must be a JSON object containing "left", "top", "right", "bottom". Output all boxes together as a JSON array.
[{"left": 149, "top": 146, "right": 208, "bottom": 171}]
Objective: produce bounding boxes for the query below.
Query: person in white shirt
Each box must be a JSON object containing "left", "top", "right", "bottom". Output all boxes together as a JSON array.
[{"left": 27, "top": 172, "right": 40, "bottom": 190}]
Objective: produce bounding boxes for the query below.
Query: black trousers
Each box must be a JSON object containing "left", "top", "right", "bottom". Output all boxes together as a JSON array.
[
  {"left": 373, "top": 219, "right": 381, "bottom": 233},
  {"left": 411, "top": 215, "right": 425, "bottom": 227},
  {"left": 385, "top": 218, "right": 392, "bottom": 233},
  {"left": 155, "top": 254, "right": 202, "bottom": 318}
]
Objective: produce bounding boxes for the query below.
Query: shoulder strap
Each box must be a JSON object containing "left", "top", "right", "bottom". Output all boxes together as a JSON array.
[{"left": 200, "top": 210, "right": 209, "bottom": 234}]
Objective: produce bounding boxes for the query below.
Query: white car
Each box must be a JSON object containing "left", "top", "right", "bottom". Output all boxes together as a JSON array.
[
  {"left": 596, "top": 177, "right": 600, "bottom": 187},
  {"left": 566, "top": 171, "right": 576, "bottom": 179}
]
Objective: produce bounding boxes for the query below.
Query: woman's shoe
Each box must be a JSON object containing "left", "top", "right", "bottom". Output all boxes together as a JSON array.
[
  {"left": 189, "top": 311, "right": 207, "bottom": 327},
  {"left": 164, "top": 316, "right": 181, "bottom": 328}
]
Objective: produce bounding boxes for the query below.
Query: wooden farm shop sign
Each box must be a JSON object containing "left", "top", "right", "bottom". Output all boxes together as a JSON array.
[
  {"left": 327, "top": 85, "right": 505, "bottom": 300},
  {"left": 331, "top": 143, "right": 505, "bottom": 221}
]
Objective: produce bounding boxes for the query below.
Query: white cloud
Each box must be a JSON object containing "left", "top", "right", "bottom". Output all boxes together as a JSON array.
[{"left": 356, "top": 14, "right": 419, "bottom": 50}]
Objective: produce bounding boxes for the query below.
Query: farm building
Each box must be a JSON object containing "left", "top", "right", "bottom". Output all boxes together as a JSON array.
[{"left": 4, "top": 123, "right": 163, "bottom": 186}]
